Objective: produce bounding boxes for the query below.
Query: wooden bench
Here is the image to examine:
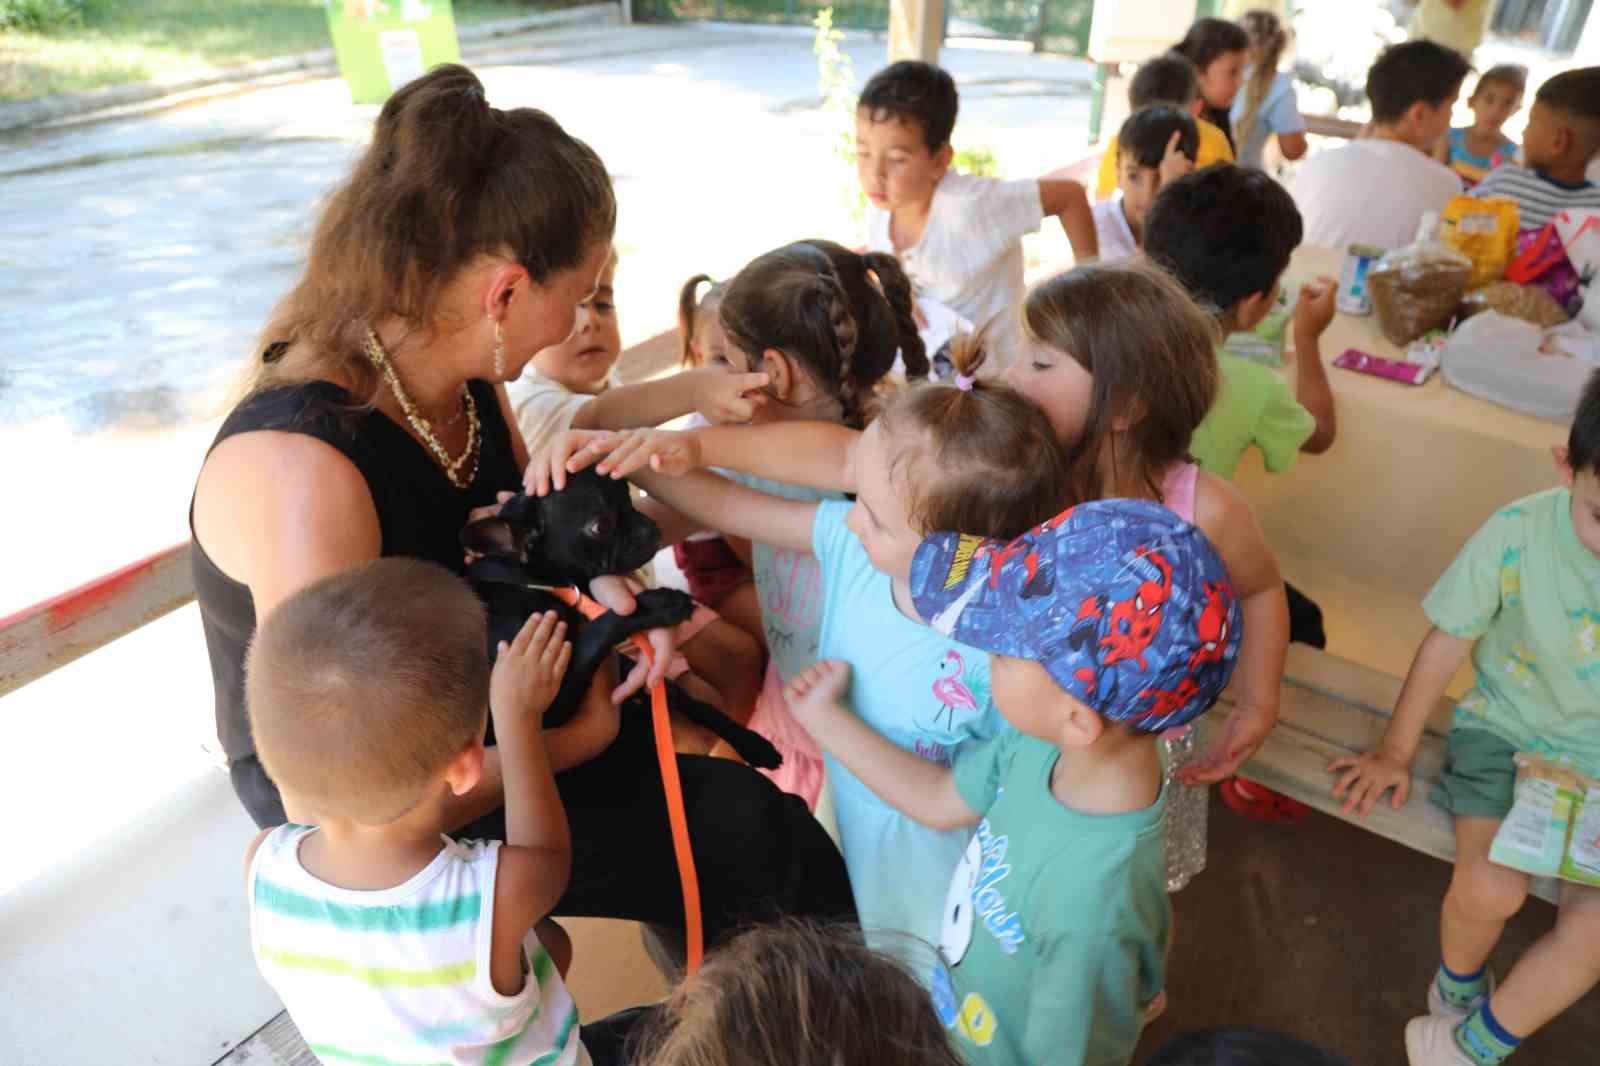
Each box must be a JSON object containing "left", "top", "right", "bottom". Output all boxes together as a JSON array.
[{"left": 1215, "top": 644, "right": 1558, "bottom": 904}]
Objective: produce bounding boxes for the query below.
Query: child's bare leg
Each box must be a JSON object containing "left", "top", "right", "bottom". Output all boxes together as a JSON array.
[
  {"left": 711, "top": 580, "right": 766, "bottom": 649},
  {"left": 1489, "top": 882, "right": 1600, "bottom": 1036},
  {"left": 536, "top": 917, "right": 573, "bottom": 978},
  {"left": 679, "top": 618, "right": 763, "bottom": 724},
  {"left": 1442, "top": 817, "right": 1530, "bottom": 976}
]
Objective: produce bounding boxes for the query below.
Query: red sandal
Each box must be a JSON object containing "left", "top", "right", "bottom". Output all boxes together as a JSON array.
[{"left": 1220, "top": 776, "right": 1310, "bottom": 824}]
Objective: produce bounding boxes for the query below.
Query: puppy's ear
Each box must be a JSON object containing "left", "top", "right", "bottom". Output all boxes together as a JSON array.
[{"left": 460, "top": 517, "right": 519, "bottom": 558}]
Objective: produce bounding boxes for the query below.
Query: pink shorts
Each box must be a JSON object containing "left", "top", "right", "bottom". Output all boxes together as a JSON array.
[
  {"left": 749, "top": 662, "right": 825, "bottom": 810},
  {"left": 673, "top": 537, "right": 753, "bottom": 608}
]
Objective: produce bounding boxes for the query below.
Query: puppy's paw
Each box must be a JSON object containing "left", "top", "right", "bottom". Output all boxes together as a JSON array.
[{"left": 630, "top": 588, "right": 696, "bottom": 629}]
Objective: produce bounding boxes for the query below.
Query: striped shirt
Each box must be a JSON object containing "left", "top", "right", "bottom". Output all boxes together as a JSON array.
[
  {"left": 249, "top": 825, "right": 589, "bottom": 1066},
  {"left": 1471, "top": 163, "right": 1600, "bottom": 233}
]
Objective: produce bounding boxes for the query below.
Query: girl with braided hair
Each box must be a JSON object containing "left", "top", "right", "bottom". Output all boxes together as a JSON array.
[{"left": 528, "top": 305, "right": 1072, "bottom": 952}]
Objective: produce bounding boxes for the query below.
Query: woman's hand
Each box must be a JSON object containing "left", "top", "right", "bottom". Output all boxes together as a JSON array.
[
  {"left": 588, "top": 574, "right": 677, "bottom": 702},
  {"left": 524, "top": 429, "right": 623, "bottom": 496},
  {"left": 691, "top": 368, "right": 770, "bottom": 425}
]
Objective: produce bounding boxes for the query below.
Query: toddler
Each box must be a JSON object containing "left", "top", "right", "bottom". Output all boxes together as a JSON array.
[{"left": 1436, "top": 65, "right": 1525, "bottom": 188}]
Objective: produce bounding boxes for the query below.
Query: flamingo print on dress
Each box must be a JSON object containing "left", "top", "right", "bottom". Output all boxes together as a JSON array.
[{"left": 931, "top": 650, "right": 980, "bottom": 730}]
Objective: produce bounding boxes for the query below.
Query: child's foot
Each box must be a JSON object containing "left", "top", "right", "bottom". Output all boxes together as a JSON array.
[
  {"left": 1427, "top": 970, "right": 1495, "bottom": 1021},
  {"left": 1219, "top": 776, "right": 1310, "bottom": 824},
  {"left": 1405, "top": 1016, "right": 1474, "bottom": 1066}
]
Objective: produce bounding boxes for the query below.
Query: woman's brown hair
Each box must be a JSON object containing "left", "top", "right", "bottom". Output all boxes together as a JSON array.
[
  {"left": 635, "top": 921, "right": 963, "bottom": 1066},
  {"left": 676, "top": 274, "right": 724, "bottom": 368},
  {"left": 880, "top": 333, "right": 1072, "bottom": 540},
  {"left": 1023, "top": 262, "right": 1218, "bottom": 506},
  {"left": 718, "top": 239, "right": 927, "bottom": 429},
  {"left": 251, "top": 64, "right": 616, "bottom": 403}
]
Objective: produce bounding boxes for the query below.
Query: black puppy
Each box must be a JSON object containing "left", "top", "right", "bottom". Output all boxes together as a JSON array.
[{"left": 461, "top": 468, "right": 779, "bottom": 769}]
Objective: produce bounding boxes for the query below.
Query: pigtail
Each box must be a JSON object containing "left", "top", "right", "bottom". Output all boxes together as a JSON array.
[
  {"left": 809, "top": 276, "right": 866, "bottom": 428},
  {"left": 862, "top": 252, "right": 929, "bottom": 381},
  {"left": 677, "top": 273, "right": 716, "bottom": 367},
  {"left": 1234, "top": 11, "right": 1286, "bottom": 155}
]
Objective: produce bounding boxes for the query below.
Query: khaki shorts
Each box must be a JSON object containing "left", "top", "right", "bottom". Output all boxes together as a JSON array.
[{"left": 1429, "top": 727, "right": 1519, "bottom": 820}]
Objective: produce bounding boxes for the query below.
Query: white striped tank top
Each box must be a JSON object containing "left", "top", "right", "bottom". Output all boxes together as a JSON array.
[{"left": 248, "top": 824, "right": 589, "bottom": 1066}]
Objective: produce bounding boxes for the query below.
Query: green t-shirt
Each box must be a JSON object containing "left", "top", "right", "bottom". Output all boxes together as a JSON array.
[
  {"left": 1190, "top": 349, "right": 1316, "bottom": 481},
  {"left": 1424, "top": 488, "right": 1600, "bottom": 774},
  {"left": 930, "top": 732, "right": 1168, "bottom": 1066}
]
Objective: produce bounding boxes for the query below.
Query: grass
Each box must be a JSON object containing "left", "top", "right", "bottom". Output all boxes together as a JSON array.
[{"left": 0, "top": 0, "right": 582, "bottom": 102}]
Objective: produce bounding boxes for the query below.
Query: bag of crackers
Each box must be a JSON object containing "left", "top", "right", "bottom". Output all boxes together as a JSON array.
[
  {"left": 1488, "top": 752, "right": 1600, "bottom": 887},
  {"left": 1441, "top": 195, "right": 1519, "bottom": 289},
  {"left": 1369, "top": 211, "right": 1474, "bottom": 345}
]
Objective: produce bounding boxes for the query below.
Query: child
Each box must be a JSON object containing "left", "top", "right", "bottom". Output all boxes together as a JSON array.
[
  {"left": 1172, "top": 17, "right": 1251, "bottom": 154},
  {"left": 1329, "top": 369, "right": 1600, "bottom": 1066},
  {"left": 637, "top": 921, "right": 964, "bottom": 1066},
  {"left": 243, "top": 559, "right": 636, "bottom": 1066},
  {"left": 784, "top": 499, "right": 1242, "bottom": 1066},
  {"left": 1145, "top": 1028, "right": 1353, "bottom": 1066},
  {"left": 1436, "top": 64, "right": 1526, "bottom": 188},
  {"left": 532, "top": 339, "right": 1071, "bottom": 951},
  {"left": 1470, "top": 67, "right": 1600, "bottom": 233},
  {"left": 513, "top": 249, "right": 765, "bottom": 728},
  {"left": 1232, "top": 10, "right": 1307, "bottom": 170},
  {"left": 1094, "top": 106, "right": 1199, "bottom": 262},
  {"left": 1293, "top": 41, "right": 1469, "bottom": 250},
  {"left": 1095, "top": 53, "right": 1236, "bottom": 202},
  {"left": 856, "top": 60, "right": 1098, "bottom": 368},
  {"left": 671, "top": 274, "right": 763, "bottom": 647}
]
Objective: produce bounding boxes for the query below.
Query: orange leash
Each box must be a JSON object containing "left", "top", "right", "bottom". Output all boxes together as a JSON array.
[{"left": 546, "top": 586, "right": 704, "bottom": 975}]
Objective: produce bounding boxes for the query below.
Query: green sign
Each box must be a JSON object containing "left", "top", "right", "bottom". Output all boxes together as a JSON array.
[{"left": 326, "top": 0, "right": 462, "bottom": 104}]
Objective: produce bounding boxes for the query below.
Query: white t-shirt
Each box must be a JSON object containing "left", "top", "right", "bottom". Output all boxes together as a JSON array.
[
  {"left": 1091, "top": 196, "right": 1140, "bottom": 264},
  {"left": 866, "top": 172, "right": 1045, "bottom": 370},
  {"left": 1292, "top": 139, "right": 1461, "bottom": 251},
  {"left": 506, "top": 368, "right": 620, "bottom": 462}
]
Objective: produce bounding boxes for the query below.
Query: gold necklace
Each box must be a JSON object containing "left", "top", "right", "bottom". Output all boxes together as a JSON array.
[{"left": 363, "top": 328, "right": 481, "bottom": 491}]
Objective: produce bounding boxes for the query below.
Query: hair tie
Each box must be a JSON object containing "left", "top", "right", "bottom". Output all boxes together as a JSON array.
[{"left": 954, "top": 372, "right": 976, "bottom": 392}]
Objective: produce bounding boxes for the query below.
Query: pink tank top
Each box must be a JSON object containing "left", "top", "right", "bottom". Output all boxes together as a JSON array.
[{"left": 1161, "top": 462, "right": 1198, "bottom": 523}]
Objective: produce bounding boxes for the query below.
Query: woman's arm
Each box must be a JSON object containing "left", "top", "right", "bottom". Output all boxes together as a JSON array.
[{"left": 542, "top": 660, "right": 623, "bottom": 772}]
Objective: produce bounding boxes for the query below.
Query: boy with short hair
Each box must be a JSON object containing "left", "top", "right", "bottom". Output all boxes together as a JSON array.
[
  {"left": 1293, "top": 40, "right": 1469, "bottom": 250},
  {"left": 856, "top": 60, "right": 1097, "bottom": 368},
  {"left": 243, "top": 559, "right": 609, "bottom": 1066},
  {"left": 1470, "top": 67, "right": 1600, "bottom": 232},
  {"left": 1094, "top": 105, "right": 1199, "bottom": 262},
  {"left": 1330, "top": 368, "right": 1600, "bottom": 1066},
  {"left": 785, "top": 499, "right": 1242, "bottom": 1066},
  {"left": 1094, "top": 52, "right": 1237, "bottom": 201}
]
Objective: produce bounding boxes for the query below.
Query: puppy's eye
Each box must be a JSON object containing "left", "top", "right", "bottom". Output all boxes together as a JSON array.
[{"left": 585, "top": 516, "right": 613, "bottom": 539}]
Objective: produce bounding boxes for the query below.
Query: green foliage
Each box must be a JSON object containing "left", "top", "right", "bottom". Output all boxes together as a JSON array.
[
  {"left": 0, "top": 0, "right": 84, "bottom": 31},
  {"left": 953, "top": 143, "right": 999, "bottom": 177},
  {"left": 813, "top": 7, "right": 866, "bottom": 225}
]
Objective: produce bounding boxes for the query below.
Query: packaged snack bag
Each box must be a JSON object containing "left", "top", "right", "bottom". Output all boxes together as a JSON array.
[
  {"left": 1459, "top": 281, "right": 1570, "bottom": 328},
  {"left": 1489, "top": 753, "right": 1586, "bottom": 878},
  {"left": 1442, "top": 196, "right": 1520, "bottom": 289},
  {"left": 1559, "top": 783, "right": 1600, "bottom": 887},
  {"left": 1370, "top": 212, "right": 1474, "bottom": 345}
]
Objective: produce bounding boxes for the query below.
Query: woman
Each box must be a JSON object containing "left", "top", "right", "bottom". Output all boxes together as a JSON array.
[{"left": 191, "top": 65, "right": 855, "bottom": 946}]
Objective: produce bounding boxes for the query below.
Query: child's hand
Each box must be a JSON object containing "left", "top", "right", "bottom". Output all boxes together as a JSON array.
[
  {"left": 1178, "top": 705, "right": 1275, "bottom": 786},
  {"left": 525, "top": 429, "right": 622, "bottom": 496},
  {"left": 490, "top": 611, "right": 571, "bottom": 735},
  {"left": 691, "top": 368, "right": 770, "bottom": 425},
  {"left": 783, "top": 659, "right": 852, "bottom": 724},
  {"left": 1292, "top": 277, "right": 1338, "bottom": 340},
  {"left": 1328, "top": 749, "right": 1412, "bottom": 816},
  {"left": 592, "top": 428, "right": 702, "bottom": 480},
  {"left": 1158, "top": 130, "right": 1195, "bottom": 187}
]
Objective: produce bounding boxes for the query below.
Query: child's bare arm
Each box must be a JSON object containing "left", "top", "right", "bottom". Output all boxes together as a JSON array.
[
  {"left": 1329, "top": 626, "right": 1472, "bottom": 816},
  {"left": 1039, "top": 177, "right": 1100, "bottom": 263},
  {"left": 631, "top": 468, "right": 819, "bottom": 556},
  {"left": 786, "top": 661, "right": 979, "bottom": 831},
  {"left": 1182, "top": 475, "right": 1288, "bottom": 785},
  {"left": 572, "top": 369, "right": 771, "bottom": 431},
  {"left": 684, "top": 422, "right": 860, "bottom": 493},
  {"left": 1291, "top": 278, "right": 1339, "bottom": 455},
  {"left": 242, "top": 827, "right": 273, "bottom": 891},
  {"left": 634, "top": 494, "right": 708, "bottom": 548}
]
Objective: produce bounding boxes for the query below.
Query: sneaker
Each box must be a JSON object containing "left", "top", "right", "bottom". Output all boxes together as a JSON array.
[
  {"left": 1427, "top": 971, "right": 1495, "bottom": 1021},
  {"left": 1405, "top": 1016, "right": 1474, "bottom": 1066}
]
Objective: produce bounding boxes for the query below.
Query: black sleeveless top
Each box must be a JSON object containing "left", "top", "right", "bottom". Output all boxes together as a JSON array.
[{"left": 191, "top": 378, "right": 521, "bottom": 827}]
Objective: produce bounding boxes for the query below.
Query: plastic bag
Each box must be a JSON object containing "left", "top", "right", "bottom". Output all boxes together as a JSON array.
[
  {"left": 1508, "top": 222, "right": 1582, "bottom": 316},
  {"left": 1369, "top": 212, "right": 1474, "bottom": 345},
  {"left": 1489, "top": 753, "right": 1586, "bottom": 878},
  {"left": 1560, "top": 783, "right": 1600, "bottom": 887},
  {"left": 1441, "top": 311, "right": 1591, "bottom": 422},
  {"left": 1442, "top": 195, "right": 1519, "bottom": 288},
  {"left": 1460, "top": 281, "right": 1570, "bottom": 327}
]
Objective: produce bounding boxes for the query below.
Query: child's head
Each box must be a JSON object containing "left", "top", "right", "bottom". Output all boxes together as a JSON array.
[
  {"left": 1129, "top": 53, "right": 1204, "bottom": 116},
  {"left": 718, "top": 238, "right": 926, "bottom": 428},
  {"left": 678, "top": 274, "right": 729, "bottom": 370},
  {"left": 1522, "top": 66, "right": 1600, "bottom": 172},
  {"left": 1364, "top": 40, "right": 1470, "bottom": 149},
  {"left": 1144, "top": 163, "right": 1302, "bottom": 331},
  {"left": 1003, "top": 262, "right": 1218, "bottom": 505},
  {"left": 1145, "top": 1028, "right": 1353, "bottom": 1066},
  {"left": 1172, "top": 18, "right": 1250, "bottom": 110},
  {"left": 246, "top": 559, "right": 489, "bottom": 826},
  {"left": 1468, "top": 64, "right": 1527, "bottom": 133},
  {"left": 1234, "top": 11, "right": 1290, "bottom": 152},
  {"left": 1556, "top": 367, "right": 1600, "bottom": 559},
  {"left": 911, "top": 499, "right": 1241, "bottom": 746},
  {"left": 855, "top": 60, "right": 958, "bottom": 214},
  {"left": 530, "top": 245, "right": 620, "bottom": 395},
  {"left": 637, "top": 921, "right": 963, "bottom": 1066},
  {"left": 1116, "top": 106, "right": 1199, "bottom": 232},
  {"left": 857, "top": 338, "right": 1070, "bottom": 580}
]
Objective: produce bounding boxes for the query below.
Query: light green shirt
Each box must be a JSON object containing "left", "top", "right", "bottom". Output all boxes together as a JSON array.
[
  {"left": 930, "top": 732, "right": 1167, "bottom": 1066},
  {"left": 1424, "top": 488, "right": 1600, "bottom": 775},
  {"left": 1191, "top": 348, "right": 1316, "bottom": 481}
]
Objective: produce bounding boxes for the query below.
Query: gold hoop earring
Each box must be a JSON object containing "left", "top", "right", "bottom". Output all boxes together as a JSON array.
[{"left": 492, "top": 319, "right": 505, "bottom": 379}]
